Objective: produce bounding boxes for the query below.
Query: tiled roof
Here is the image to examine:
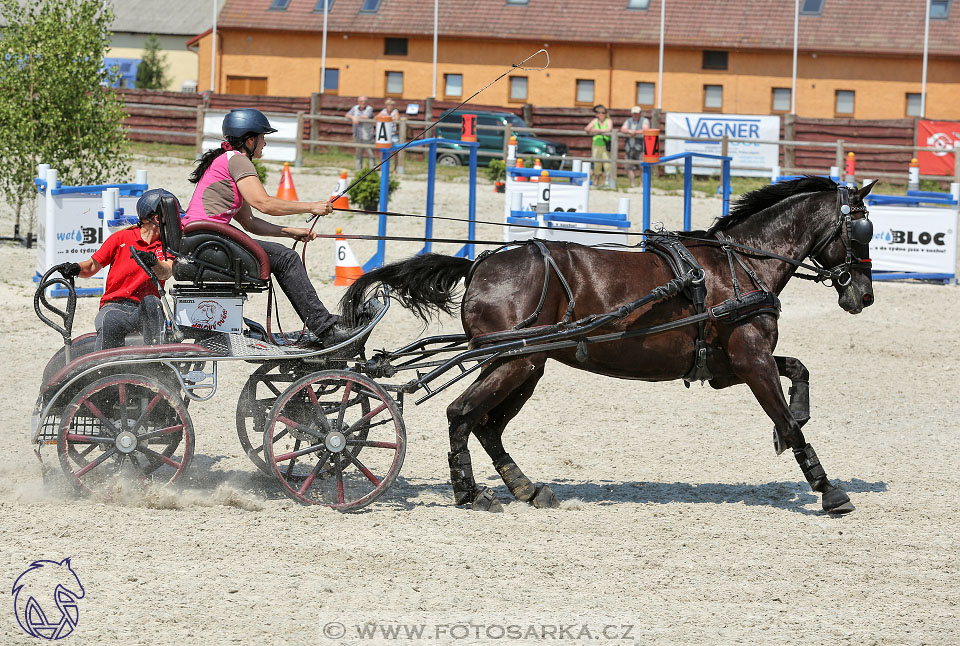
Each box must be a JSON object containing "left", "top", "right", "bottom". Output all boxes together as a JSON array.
[
  {"left": 111, "top": 0, "right": 213, "bottom": 36},
  {"left": 217, "top": 0, "right": 960, "bottom": 56}
]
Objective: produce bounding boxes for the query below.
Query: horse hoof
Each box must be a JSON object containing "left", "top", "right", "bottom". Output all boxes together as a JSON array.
[
  {"left": 822, "top": 488, "right": 855, "bottom": 514},
  {"left": 471, "top": 487, "right": 503, "bottom": 513},
  {"left": 531, "top": 484, "right": 560, "bottom": 509}
]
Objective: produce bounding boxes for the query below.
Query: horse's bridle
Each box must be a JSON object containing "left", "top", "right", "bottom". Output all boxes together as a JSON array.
[{"left": 806, "top": 184, "right": 873, "bottom": 287}]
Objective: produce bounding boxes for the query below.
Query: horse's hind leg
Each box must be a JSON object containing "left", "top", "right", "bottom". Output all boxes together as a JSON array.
[
  {"left": 446, "top": 355, "right": 554, "bottom": 511},
  {"left": 725, "top": 325, "right": 854, "bottom": 514},
  {"left": 471, "top": 360, "right": 559, "bottom": 509}
]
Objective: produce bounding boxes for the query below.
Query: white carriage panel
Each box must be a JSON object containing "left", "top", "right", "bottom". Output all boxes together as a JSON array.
[{"left": 175, "top": 297, "right": 245, "bottom": 334}]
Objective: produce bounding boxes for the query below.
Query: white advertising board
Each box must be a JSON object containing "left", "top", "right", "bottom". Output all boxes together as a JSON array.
[
  {"left": 36, "top": 193, "right": 139, "bottom": 277},
  {"left": 664, "top": 113, "right": 780, "bottom": 177},
  {"left": 868, "top": 205, "right": 958, "bottom": 276},
  {"left": 202, "top": 111, "right": 298, "bottom": 163}
]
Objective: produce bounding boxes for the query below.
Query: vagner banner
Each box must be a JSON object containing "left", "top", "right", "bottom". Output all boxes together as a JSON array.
[
  {"left": 917, "top": 120, "right": 959, "bottom": 176},
  {"left": 869, "top": 205, "right": 958, "bottom": 276},
  {"left": 664, "top": 113, "right": 780, "bottom": 177}
]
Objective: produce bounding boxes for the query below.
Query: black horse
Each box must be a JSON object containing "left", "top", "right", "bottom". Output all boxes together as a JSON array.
[{"left": 343, "top": 177, "right": 876, "bottom": 514}]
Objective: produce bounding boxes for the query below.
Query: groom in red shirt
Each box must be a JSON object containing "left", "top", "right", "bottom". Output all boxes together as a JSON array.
[{"left": 57, "top": 189, "right": 177, "bottom": 350}]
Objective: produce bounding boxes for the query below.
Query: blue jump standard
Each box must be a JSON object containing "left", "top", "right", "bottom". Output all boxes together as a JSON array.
[{"left": 508, "top": 210, "right": 631, "bottom": 229}]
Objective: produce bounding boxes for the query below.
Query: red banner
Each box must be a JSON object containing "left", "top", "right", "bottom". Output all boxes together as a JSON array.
[{"left": 917, "top": 120, "right": 960, "bottom": 176}]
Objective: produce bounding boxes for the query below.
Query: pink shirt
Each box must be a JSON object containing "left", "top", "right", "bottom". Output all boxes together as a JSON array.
[{"left": 182, "top": 151, "right": 258, "bottom": 226}]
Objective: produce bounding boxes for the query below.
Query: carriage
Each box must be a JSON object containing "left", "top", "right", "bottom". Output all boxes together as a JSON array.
[{"left": 32, "top": 177, "right": 876, "bottom": 513}]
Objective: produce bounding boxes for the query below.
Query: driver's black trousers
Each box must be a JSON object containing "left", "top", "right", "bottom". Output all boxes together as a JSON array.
[{"left": 257, "top": 240, "right": 339, "bottom": 337}]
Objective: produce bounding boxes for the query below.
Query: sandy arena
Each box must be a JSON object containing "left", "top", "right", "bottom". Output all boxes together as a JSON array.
[{"left": 0, "top": 157, "right": 957, "bottom": 644}]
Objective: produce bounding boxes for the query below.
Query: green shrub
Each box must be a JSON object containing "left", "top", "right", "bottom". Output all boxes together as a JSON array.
[
  {"left": 252, "top": 159, "right": 268, "bottom": 184},
  {"left": 346, "top": 166, "right": 399, "bottom": 211},
  {"left": 487, "top": 159, "right": 506, "bottom": 182}
]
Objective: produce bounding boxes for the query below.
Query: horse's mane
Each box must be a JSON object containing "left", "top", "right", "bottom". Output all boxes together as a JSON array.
[{"left": 709, "top": 176, "right": 838, "bottom": 234}]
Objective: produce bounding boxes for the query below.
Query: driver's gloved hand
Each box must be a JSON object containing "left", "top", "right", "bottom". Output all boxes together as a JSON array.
[
  {"left": 55, "top": 262, "right": 82, "bottom": 279},
  {"left": 131, "top": 248, "right": 158, "bottom": 267}
]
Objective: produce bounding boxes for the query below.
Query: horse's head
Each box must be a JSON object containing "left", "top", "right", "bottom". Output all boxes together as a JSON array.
[{"left": 809, "top": 181, "right": 876, "bottom": 314}]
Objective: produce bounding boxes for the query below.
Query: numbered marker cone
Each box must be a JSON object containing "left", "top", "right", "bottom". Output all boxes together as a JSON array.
[
  {"left": 276, "top": 162, "right": 299, "bottom": 201},
  {"left": 331, "top": 170, "right": 350, "bottom": 209},
  {"left": 334, "top": 228, "right": 363, "bottom": 286}
]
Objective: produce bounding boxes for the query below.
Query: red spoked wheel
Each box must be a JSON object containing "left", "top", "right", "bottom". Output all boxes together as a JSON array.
[
  {"left": 263, "top": 370, "right": 405, "bottom": 511},
  {"left": 57, "top": 374, "right": 195, "bottom": 495}
]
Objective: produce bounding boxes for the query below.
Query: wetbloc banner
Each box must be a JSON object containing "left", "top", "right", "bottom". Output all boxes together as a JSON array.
[{"left": 868, "top": 205, "right": 958, "bottom": 275}]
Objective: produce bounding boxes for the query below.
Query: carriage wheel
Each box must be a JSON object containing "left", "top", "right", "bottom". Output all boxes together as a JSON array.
[
  {"left": 263, "top": 370, "right": 405, "bottom": 511},
  {"left": 236, "top": 364, "right": 297, "bottom": 476},
  {"left": 57, "top": 374, "right": 195, "bottom": 495}
]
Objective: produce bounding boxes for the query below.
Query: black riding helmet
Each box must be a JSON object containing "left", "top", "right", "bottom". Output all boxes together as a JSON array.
[
  {"left": 136, "top": 188, "right": 181, "bottom": 223},
  {"left": 222, "top": 108, "right": 278, "bottom": 139}
]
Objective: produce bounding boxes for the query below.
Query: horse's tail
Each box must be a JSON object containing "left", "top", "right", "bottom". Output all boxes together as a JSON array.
[{"left": 340, "top": 253, "right": 473, "bottom": 324}]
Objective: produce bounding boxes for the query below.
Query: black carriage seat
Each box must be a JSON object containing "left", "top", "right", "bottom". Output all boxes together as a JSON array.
[{"left": 161, "top": 194, "right": 270, "bottom": 290}]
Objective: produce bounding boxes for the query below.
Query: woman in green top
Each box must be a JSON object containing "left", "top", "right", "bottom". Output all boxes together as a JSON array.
[{"left": 584, "top": 104, "right": 612, "bottom": 186}]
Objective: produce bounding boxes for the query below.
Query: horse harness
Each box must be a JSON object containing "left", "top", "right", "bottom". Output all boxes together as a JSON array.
[{"left": 467, "top": 185, "right": 870, "bottom": 383}]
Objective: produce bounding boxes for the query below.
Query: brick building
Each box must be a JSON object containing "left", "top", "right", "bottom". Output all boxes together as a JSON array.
[{"left": 192, "top": 0, "right": 960, "bottom": 120}]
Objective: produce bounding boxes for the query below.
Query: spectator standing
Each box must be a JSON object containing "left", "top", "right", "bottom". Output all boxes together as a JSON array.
[
  {"left": 621, "top": 106, "right": 651, "bottom": 188},
  {"left": 585, "top": 105, "right": 612, "bottom": 186},
  {"left": 378, "top": 98, "right": 401, "bottom": 175},
  {"left": 346, "top": 96, "right": 374, "bottom": 170}
]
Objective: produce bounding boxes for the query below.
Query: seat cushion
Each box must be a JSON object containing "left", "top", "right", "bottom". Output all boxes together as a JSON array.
[{"left": 175, "top": 221, "right": 270, "bottom": 285}]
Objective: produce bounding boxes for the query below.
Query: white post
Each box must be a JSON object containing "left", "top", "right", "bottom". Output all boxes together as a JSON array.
[
  {"left": 44, "top": 168, "right": 58, "bottom": 274},
  {"left": 135, "top": 169, "right": 148, "bottom": 186},
  {"left": 210, "top": 0, "right": 218, "bottom": 93},
  {"left": 921, "top": 0, "right": 931, "bottom": 118},
  {"left": 657, "top": 0, "right": 665, "bottom": 109},
  {"left": 950, "top": 182, "right": 959, "bottom": 202},
  {"left": 791, "top": 0, "right": 799, "bottom": 114},
  {"left": 830, "top": 165, "right": 839, "bottom": 180},
  {"left": 572, "top": 159, "right": 582, "bottom": 174},
  {"left": 432, "top": 0, "right": 439, "bottom": 98},
  {"left": 320, "top": 0, "right": 329, "bottom": 93},
  {"left": 772, "top": 165, "right": 781, "bottom": 182},
  {"left": 618, "top": 197, "right": 630, "bottom": 215}
]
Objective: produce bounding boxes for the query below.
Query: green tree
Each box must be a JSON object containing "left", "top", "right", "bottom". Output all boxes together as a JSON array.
[
  {"left": 0, "top": 0, "right": 129, "bottom": 237},
  {"left": 135, "top": 34, "right": 169, "bottom": 90}
]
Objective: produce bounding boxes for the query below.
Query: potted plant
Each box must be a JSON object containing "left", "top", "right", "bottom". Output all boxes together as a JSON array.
[
  {"left": 487, "top": 159, "right": 506, "bottom": 192},
  {"left": 346, "top": 166, "right": 399, "bottom": 211}
]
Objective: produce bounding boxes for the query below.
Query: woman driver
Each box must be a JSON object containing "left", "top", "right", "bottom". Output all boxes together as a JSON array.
[{"left": 182, "top": 108, "right": 359, "bottom": 348}]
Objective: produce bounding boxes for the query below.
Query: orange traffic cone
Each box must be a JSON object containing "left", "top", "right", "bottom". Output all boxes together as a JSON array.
[
  {"left": 334, "top": 228, "right": 363, "bottom": 286},
  {"left": 277, "top": 162, "right": 299, "bottom": 200},
  {"left": 531, "top": 158, "right": 542, "bottom": 182},
  {"left": 331, "top": 170, "right": 350, "bottom": 209}
]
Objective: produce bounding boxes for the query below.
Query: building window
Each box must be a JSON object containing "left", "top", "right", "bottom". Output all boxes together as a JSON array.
[
  {"left": 509, "top": 76, "right": 528, "bottom": 101},
  {"left": 636, "top": 82, "right": 655, "bottom": 106},
  {"left": 627, "top": 0, "right": 650, "bottom": 9},
  {"left": 385, "top": 71, "right": 403, "bottom": 96},
  {"left": 703, "top": 50, "right": 728, "bottom": 70},
  {"left": 269, "top": 0, "right": 291, "bottom": 9},
  {"left": 704, "top": 85, "right": 723, "bottom": 111},
  {"left": 835, "top": 90, "right": 855, "bottom": 115},
  {"left": 576, "top": 79, "right": 595, "bottom": 104},
  {"left": 703, "top": 85, "right": 723, "bottom": 112},
  {"left": 800, "top": 0, "right": 824, "bottom": 15},
  {"left": 906, "top": 93, "right": 923, "bottom": 117},
  {"left": 226, "top": 75, "right": 268, "bottom": 95},
  {"left": 384, "top": 38, "right": 408, "bottom": 56},
  {"left": 445, "top": 74, "right": 463, "bottom": 98},
  {"left": 360, "top": 0, "right": 382, "bottom": 12},
  {"left": 322, "top": 68, "right": 339, "bottom": 93},
  {"left": 931, "top": 0, "right": 951, "bottom": 18},
  {"left": 506, "top": 0, "right": 529, "bottom": 4},
  {"left": 312, "top": 0, "right": 334, "bottom": 12},
  {"left": 772, "top": 87, "right": 791, "bottom": 112}
]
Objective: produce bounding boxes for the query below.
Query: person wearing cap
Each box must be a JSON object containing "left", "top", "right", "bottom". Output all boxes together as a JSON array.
[
  {"left": 621, "top": 106, "right": 651, "bottom": 189},
  {"left": 183, "top": 108, "right": 359, "bottom": 348},
  {"left": 584, "top": 105, "right": 612, "bottom": 186},
  {"left": 54, "top": 189, "right": 178, "bottom": 351}
]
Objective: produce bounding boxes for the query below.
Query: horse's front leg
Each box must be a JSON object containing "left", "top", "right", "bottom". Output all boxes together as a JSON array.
[{"left": 722, "top": 321, "right": 854, "bottom": 514}]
